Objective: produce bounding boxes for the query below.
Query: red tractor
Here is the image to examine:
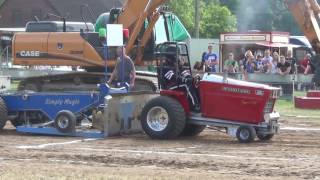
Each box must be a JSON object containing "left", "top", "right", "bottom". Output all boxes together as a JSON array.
[{"left": 141, "top": 42, "right": 280, "bottom": 143}]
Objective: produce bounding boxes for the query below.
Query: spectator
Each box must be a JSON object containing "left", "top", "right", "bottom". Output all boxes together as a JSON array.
[
  {"left": 286, "top": 50, "right": 296, "bottom": 74},
  {"left": 262, "top": 49, "right": 273, "bottom": 63},
  {"left": 238, "top": 54, "right": 245, "bottom": 73},
  {"left": 200, "top": 52, "right": 207, "bottom": 72},
  {"left": 108, "top": 46, "right": 136, "bottom": 89},
  {"left": 223, "top": 52, "right": 238, "bottom": 73},
  {"left": 193, "top": 61, "right": 203, "bottom": 72},
  {"left": 244, "top": 54, "right": 256, "bottom": 74},
  {"left": 299, "top": 53, "right": 312, "bottom": 74},
  {"left": 262, "top": 49, "right": 273, "bottom": 73},
  {"left": 277, "top": 55, "right": 291, "bottom": 76},
  {"left": 272, "top": 51, "right": 279, "bottom": 60},
  {"left": 255, "top": 49, "right": 264, "bottom": 58},
  {"left": 203, "top": 44, "right": 218, "bottom": 73},
  {"left": 255, "top": 55, "right": 264, "bottom": 72},
  {"left": 268, "top": 54, "right": 278, "bottom": 74},
  {"left": 240, "top": 50, "right": 253, "bottom": 73}
]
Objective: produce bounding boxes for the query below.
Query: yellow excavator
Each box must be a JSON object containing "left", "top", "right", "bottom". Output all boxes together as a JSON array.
[
  {"left": 12, "top": 0, "right": 190, "bottom": 91},
  {"left": 286, "top": 0, "right": 320, "bottom": 86},
  {"left": 17, "top": 0, "right": 320, "bottom": 91}
]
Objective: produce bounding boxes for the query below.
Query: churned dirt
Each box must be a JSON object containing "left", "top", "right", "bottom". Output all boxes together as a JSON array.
[{"left": 0, "top": 116, "right": 320, "bottom": 180}]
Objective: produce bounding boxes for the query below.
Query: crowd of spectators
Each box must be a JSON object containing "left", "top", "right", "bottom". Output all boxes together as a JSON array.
[{"left": 194, "top": 45, "right": 315, "bottom": 76}]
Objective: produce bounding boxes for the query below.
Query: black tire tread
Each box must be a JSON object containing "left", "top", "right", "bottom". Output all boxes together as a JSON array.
[
  {"left": 257, "top": 134, "right": 274, "bottom": 141},
  {"left": 141, "top": 96, "right": 186, "bottom": 139},
  {"left": 180, "top": 124, "right": 206, "bottom": 137}
]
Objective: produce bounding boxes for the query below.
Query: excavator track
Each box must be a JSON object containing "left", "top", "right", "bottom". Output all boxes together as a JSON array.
[{"left": 17, "top": 72, "right": 158, "bottom": 92}]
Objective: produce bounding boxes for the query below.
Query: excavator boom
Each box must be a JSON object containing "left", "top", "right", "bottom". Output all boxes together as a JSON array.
[
  {"left": 118, "top": 0, "right": 167, "bottom": 29},
  {"left": 286, "top": 0, "right": 320, "bottom": 86},
  {"left": 286, "top": 0, "right": 320, "bottom": 53}
]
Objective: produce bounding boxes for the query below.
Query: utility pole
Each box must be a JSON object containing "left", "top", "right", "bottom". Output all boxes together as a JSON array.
[{"left": 194, "top": 0, "right": 200, "bottom": 38}]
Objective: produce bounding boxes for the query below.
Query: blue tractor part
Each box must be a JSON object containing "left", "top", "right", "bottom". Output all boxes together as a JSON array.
[{"left": 0, "top": 83, "right": 128, "bottom": 137}]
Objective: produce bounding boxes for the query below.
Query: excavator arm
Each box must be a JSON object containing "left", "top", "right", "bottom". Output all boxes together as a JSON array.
[
  {"left": 117, "top": 0, "right": 167, "bottom": 29},
  {"left": 286, "top": 0, "right": 320, "bottom": 53},
  {"left": 286, "top": 0, "right": 320, "bottom": 85},
  {"left": 117, "top": 0, "right": 167, "bottom": 61}
]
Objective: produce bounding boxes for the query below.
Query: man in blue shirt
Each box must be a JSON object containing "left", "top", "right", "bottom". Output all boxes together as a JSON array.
[
  {"left": 108, "top": 47, "right": 136, "bottom": 89},
  {"left": 203, "top": 44, "right": 219, "bottom": 72}
]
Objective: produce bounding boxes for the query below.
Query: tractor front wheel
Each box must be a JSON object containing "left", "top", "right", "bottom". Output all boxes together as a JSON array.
[
  {"left": 141, "top": 96, "right": 186, "bottom": 139},
  {"left": 236, "top": 126, "right": 256, "bottom": 143}
]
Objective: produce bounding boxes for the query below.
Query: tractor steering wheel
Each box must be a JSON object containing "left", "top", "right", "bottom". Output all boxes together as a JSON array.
[{"left": 193, "top": 74, "right": 201, "bottom": 88}]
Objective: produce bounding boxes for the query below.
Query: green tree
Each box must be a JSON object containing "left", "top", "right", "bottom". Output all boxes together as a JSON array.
[
  {"left": 200, "top": 4, "right": 237, "bottom": 38},
  {"left": 167, "top": 0, "right": 195, "bottom": 35},
  {"left": 194, "top": 0, "right": 200, "bottom": 38},
  {"left": 221, "top": 0, "right": 302, "bottom": 35},
  {"left": 167, "top": 0, "right": 237, "bottom": 38},
  {"left": 270, "top": 0, "right": 302, "bottom": 35},
  {"left": 219, "top": 0, "right": 238, "bottom": 14}
]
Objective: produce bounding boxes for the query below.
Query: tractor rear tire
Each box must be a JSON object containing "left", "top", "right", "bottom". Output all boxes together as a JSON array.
[
  {"left": 180, "top": 124, "right": 206, "bottom": 137},
  {"left": 54, "top": 110, "right": 76, "bottom": 133},
  {"left": 0, "top": 97, "right": 8, "bottom": 130},
  {"left": 236, "top": 126, "right": 256, "bottom": 143},
  {"left": 257, "top": 134, "right": 274, "bottom": 141},
  {"left": 141, "top": 96, "right": 186, "bottom": 139}
]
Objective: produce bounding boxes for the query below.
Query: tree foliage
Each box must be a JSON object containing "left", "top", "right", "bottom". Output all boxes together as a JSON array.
[
  {"left": 167, "top": 0, "right": 237, "bottom": 38},
  {"left": 223, "top": 0, "right": 302, "bottom": 35},
  {"left": 200, "top": 4, "right": 236, "bottom": 38},
  {"left": 166, "top": 0, "right": 194, "bottom": 36},
  {"left": 167, "top": 0, "right": 307, "bottom": 37}
]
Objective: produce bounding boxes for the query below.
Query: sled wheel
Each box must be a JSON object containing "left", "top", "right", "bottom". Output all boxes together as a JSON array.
[{"left": 54, "top": 110, "right": 76, "bottom": 133}]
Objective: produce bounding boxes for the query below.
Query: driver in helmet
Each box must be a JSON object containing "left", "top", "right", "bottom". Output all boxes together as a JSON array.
[{"left": 161, "top": 53, "right": 200, "bottom": 111}]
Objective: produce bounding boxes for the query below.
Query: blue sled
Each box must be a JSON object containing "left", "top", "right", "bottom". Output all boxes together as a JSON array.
[{"left": 1, "top": 83, "right": 128, "bottom": 137}]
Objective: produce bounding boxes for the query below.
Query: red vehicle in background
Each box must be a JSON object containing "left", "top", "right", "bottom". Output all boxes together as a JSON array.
[{"left": 141, "top": 42, "right": 280, "bottom": 143}]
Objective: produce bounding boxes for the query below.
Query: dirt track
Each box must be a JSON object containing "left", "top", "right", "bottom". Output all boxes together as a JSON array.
[{"left": 0, "top": 116, "right": 320, "bottom": 180}]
